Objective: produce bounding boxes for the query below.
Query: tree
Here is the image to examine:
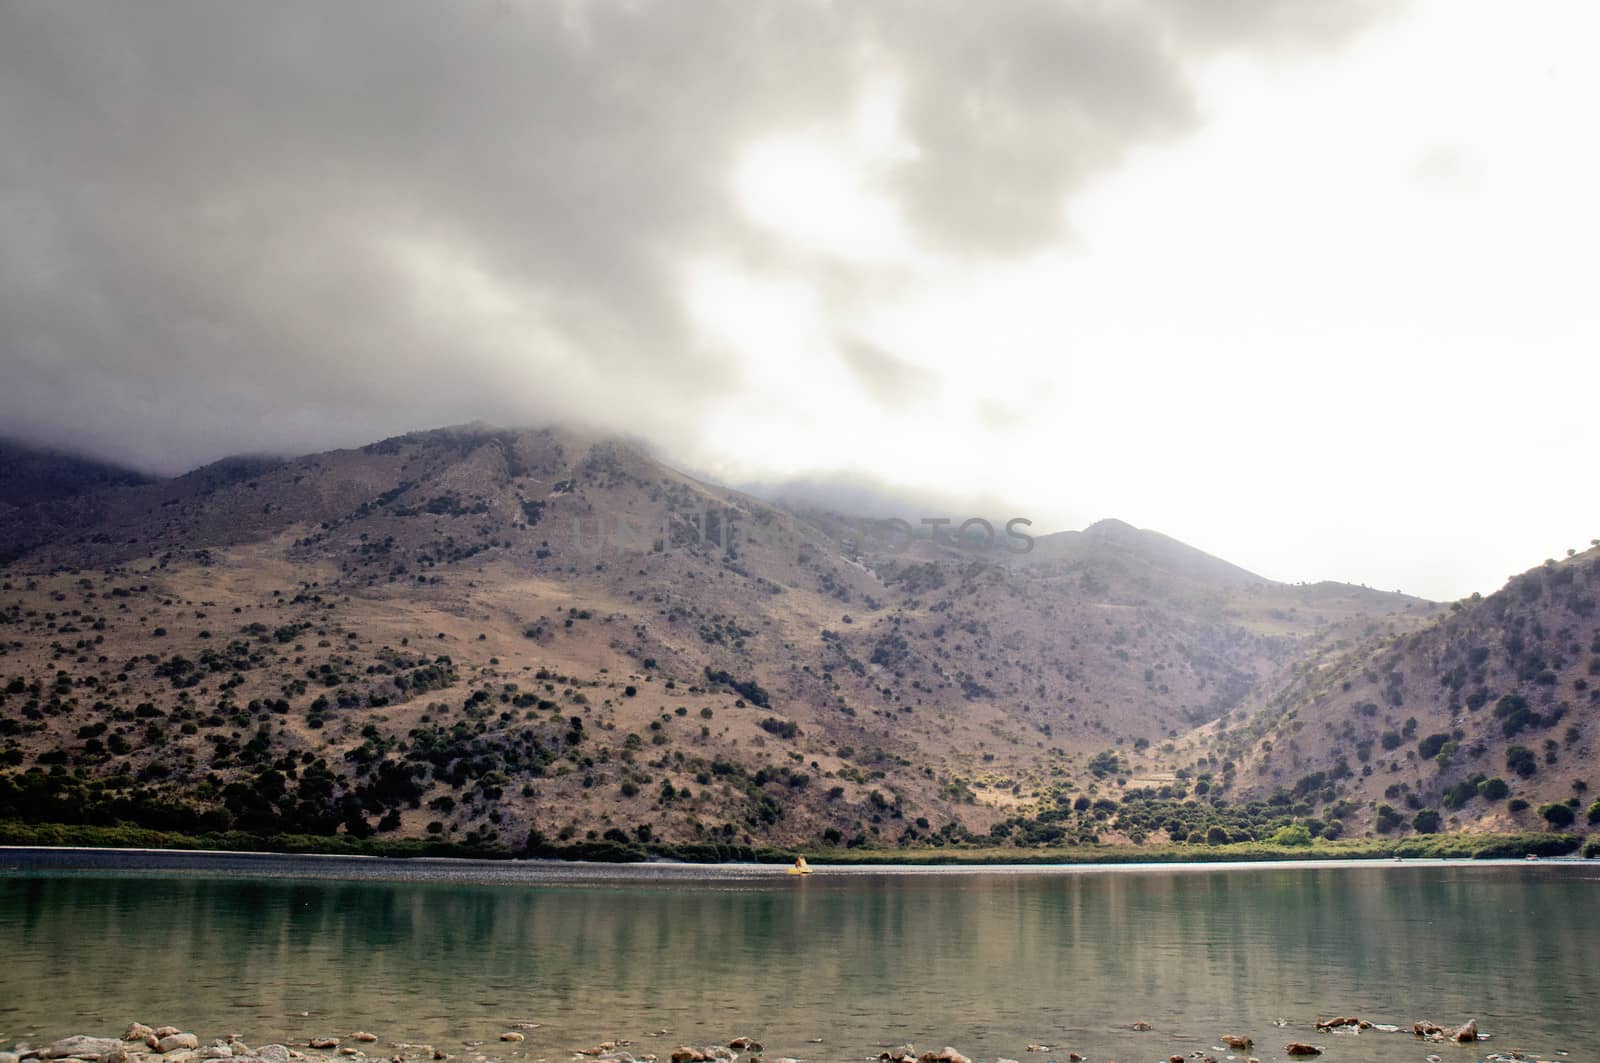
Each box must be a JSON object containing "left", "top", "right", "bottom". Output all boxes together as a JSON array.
[{"left": 1413, "top": 809, "right": 1442, "bottom": 834}]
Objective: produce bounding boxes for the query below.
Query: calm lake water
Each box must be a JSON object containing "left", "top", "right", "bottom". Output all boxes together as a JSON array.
[{"left": 3, "top": 851, "right": 1598, "bottom": 1063}]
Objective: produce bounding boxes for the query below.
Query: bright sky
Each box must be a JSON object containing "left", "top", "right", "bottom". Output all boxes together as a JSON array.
[{"left": 687, "top": 0, "right": 1600, "bottom": 601}]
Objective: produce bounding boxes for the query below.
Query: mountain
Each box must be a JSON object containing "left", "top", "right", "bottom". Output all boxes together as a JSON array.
[
  {"left": 0, "top": 424, "right": 1512, "bottom": 856},
  {"left": 1212, "top": 545, "right": 1600, "bottom": 836},
  {"left": 0, "top": 439, "right": 155, "bottom": 507}
]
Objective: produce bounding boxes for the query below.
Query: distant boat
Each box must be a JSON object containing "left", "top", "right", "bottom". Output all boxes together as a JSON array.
[{"left": 1525, "top": 853, "right": 1539, "bottom": 861}]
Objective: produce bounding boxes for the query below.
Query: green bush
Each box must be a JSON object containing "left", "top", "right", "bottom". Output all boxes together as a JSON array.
[
  {"left": 1540, "top": 802, "right": 1576, "bottom": 828},
  {"left": 1478, "top": 777, "right": 1510, "bottom": 801},
  {"left": 1588, "top": 798, "right": 1600, "bottom": 825},
  {"left": 1268, "top": 824, "right": 1313, "bottom": 847},
  {"left": 1506, "top": 746, "right": 1538, "bottom": 778},
  {"left": 759, "top": 717, "right": 799, "bottom": 739},
  {"left": 1417, "top": 733, "right": 1450, "bottom": 759},
  {"left": 1413, "top": 809, "right": 1442, "bottom": 834},
  {"left": 1442, "top": 777, "right": 1481, "bottom": 809},
  {"left": 1508, "top": 798, "right": 1530, "bottom": 813}
]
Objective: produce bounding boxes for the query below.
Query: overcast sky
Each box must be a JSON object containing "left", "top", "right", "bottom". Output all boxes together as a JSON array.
[{"left": 2, "top": 0, "right": 1597, "bottom": 601}]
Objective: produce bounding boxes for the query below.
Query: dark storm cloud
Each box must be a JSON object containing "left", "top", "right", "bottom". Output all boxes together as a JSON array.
[{"left": 0, "top": 0, "right": 1390, "bottom": 474}]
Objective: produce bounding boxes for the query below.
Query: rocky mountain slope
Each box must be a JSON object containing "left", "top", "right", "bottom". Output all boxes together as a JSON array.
[
  {"left": 1214, "top": 544, "right": 1600, "bottom": 836},
  {"left": 0, "top": 425, "right": 1529, "bottom": 854}
]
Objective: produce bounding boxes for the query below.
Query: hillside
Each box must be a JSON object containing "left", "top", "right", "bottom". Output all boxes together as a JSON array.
[
  {"left": 1216, "top": 546, "right": 1600, "bottom": 837},
  {"left": 0, "top": 424, "right": 1494, "bottom": 856},
  {"left": 0, "top": 440, "right": 155, "bottom": 507},
  {"left": 0, "top": 440, "right": 156, "bottom": 566}
]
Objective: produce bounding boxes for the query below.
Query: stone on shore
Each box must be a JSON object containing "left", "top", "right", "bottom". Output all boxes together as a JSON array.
[
  {"left": 1453, "top": 1020, "right": 1478, "bottom": 1044},
  {"left": 498, "top": 1035, "right": 523, "bottom": 1044},
  {"left": 153, "top": 1032, "right": 181, "bottom": 1042},
  {"left": 45, "top": 1037, "right": 126, "bottom": 1060},
  {"left": 1221, "top": 1036, "right": 1251, "bottom": 1050},
  {"left": 309, "top": 1041, "right": 339, "bottom": 1051},
  {"left": 255, "top": 1046, "right": 292, "bottom": 1063},
  {"left": 124, "top": 1029, "right": 155, "bottom": 1045},
  {"left": 158, "top": 1036, "right": 200, "bottom": 1055},
  {"left": 1284, "top": 1046, "right": 1321, "bottom": 1057},
  {"left": 352, "top": 1037, "right": 377, "bottom": 1046}
]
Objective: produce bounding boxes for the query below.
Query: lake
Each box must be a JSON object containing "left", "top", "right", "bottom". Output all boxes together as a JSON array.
[{"left": 3, "top": 850, "right": 1597, "bottom": 1063}]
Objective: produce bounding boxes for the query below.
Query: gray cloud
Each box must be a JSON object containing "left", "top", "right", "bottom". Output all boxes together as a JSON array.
[{"left": 0, "top": 0, "right": 1390, "bottom": 474}]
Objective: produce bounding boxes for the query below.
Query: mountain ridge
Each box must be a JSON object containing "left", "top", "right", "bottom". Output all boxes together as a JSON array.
[{"left": 9, "top": 423, "right": 1578, "bottom": 855}]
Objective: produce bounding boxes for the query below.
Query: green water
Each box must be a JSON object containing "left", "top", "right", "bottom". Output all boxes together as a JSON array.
[{"left": 2, "top": 853, "right": 1597, "bottom": 1063}]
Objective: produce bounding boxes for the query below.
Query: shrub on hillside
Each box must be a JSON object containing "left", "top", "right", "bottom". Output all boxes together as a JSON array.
[
  {"left": 1413, "top": 809, "right": 1442, "bottom": 834},
  {"left": 759, "top": 717, "right": 799, "bottom": 739},
  {"left": 1506, "top": 745, "right": 1538, "bottom": 778},
  {"left": 1478, "top": 777, "right": 1510, "bottom": 801},
  {"left": 1442, "top": 775, "right": 1484, "bottom": 809},
  {"left": 1417, "top": 733, "right": 1450, "bottom": 759},
  {"left": 1540, "top": 802, "right": 1576, "bottom": 828}
]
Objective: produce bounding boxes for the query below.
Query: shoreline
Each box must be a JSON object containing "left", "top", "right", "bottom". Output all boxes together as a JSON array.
[
  {"left": 1, "top": 819, "right": 1596, "bottom": 867},
  {"left": 0, "top": 1017, "right": 1500, "bottom": 1063},
  {"left": 4, "top": 843, "right": 1597, "bottom": 885}
]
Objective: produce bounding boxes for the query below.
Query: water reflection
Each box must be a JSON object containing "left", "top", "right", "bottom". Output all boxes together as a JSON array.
[{"left": 2, "top": 861, "right": 1596, "bottom": 1063}]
